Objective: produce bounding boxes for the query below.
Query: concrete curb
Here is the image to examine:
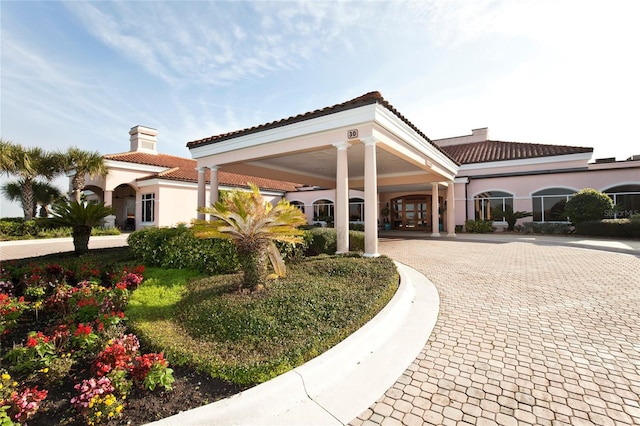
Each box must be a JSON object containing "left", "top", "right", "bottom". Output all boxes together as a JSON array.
[{"left": 148, "top": 261, "right": 440, "bottom": 425}]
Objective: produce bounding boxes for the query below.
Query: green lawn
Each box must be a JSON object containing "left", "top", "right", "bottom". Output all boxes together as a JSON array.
[{"left": 126, "top": 254, "right": 399, "bottom": 385}]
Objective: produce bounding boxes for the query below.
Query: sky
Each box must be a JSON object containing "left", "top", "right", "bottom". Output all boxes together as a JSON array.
[{"left": 2, "top": 0, "right": 639, "bottom": 217}]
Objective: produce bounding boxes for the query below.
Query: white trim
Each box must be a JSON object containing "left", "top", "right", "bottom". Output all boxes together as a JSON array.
[
  {"left": 105, "top": 159, "right": 168, "bottom": 173},
  {"left": 601, "top": 182, "right": 640, "bottom": 192},
  {"left": 471, "top": 189, "right": 515, "bottom": 198},
  {"left": 529, "top": 186, "right": 579, "bottom": 197},
  {"left": 374, "top": 106, "right": 458, "bottom": 177},
  {"left": 189, "top": 105, "right": 376, "bottom": 158},
  {"left": 458, "top": 152, "right": 593, "bottom": 171}
]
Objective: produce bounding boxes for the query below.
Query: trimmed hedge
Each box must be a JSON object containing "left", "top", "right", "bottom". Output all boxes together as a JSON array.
[
  {"left": 127, "top": 226, "right": 367, "bottom": 274},
  {"left": 304, "top": 227, "right": 365, "bottom": 255},
  {"left": 127, "top": 226, "right": 239, "bottom": 275},
  {"left": 574, "top": 219, "right": 640, "bottom": 238},
  {"left": 0, "top": 218, "right": 120, "bottom": 240},
  {"left": 521, "top": 222, "right": 572, "bottom": 235},
  {"left": 464, "top": 220, "right": 495, "bottom": 233}
]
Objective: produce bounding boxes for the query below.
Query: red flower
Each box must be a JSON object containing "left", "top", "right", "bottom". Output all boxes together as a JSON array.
[
  {"left": 74, "top": 323, "right": 92, "bottom": 337},
  {"left": 26, "top": 336, "right": 38, "bottom": 348}
]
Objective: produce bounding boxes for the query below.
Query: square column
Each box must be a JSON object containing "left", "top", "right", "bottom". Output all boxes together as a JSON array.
[
  {"left": 431, "top": 182, "right": 441, "bottom": 237},
  {"left": 363, "top": 138, "right": 379, "bottom": 257},
  {"left": 333, "top": 142, "right": 351, "bottom": 253},
  {"left": 197, "top": 166, "right": 207, "bottom": 220}
]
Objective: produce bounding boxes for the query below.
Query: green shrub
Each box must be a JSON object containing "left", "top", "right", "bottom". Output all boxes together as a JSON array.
[
  {"left": 127, "top": 227, "right": 239, "bottom": 275},
  {"left": 304, "top": 228, "right": 365, "bottom": 255},
  {"left": 575, "top": 219, "right": 640, "bottom": 238},
  {"left": 521, "top": 222, "right": 572, "bottom": 234},
  {"left": 565, "top": 188, "right": 614, "bottom": 224},
  {"left": 464, "top": 220, "right": 495, "bottom": 233}
]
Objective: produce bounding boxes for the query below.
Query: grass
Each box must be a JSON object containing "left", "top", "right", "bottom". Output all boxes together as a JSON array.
[{"left": 127, "top": 254, "right": 399, "bottom": 385}]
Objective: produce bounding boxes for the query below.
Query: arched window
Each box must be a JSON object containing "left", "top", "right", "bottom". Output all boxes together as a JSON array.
[
  {"left": 349, "top": 197, "right": 364, "bottom": 222},
  {"left": 532, "top": 188, "right": 574, "bottom": 222},
  {"left": 604, "top": 184, "right": 640, "bottom": 218},
  {"left": 313, "top": 199, "right": 334, "bottom": 221},
  {"left": 473, "top": 191, "right": 513, "bottom": 221},
  {"left": 290, "top": 200, "right": 305, "bottom": 213}
]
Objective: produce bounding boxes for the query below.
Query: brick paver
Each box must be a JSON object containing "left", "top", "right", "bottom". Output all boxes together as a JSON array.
[{"left": 352, "top": 239, "right": 640, "bottom": 425}]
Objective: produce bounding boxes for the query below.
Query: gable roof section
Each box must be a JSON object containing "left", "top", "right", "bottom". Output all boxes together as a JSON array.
[
  {"left": 186, "top": 91, "right": 458, "bottom": 165},
  {"left": 104, "top": 151, "right": 300, "bottom": 192},
  {"left": 441, "top": 140, "right": 593, "bottom": 165}
]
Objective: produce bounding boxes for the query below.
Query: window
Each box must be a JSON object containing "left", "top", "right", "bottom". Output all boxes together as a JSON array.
[
  {"left": 141, "top": 193, "right": 155, "bottom": 222},
  {"left": 290, "top": 201, "right": 305, "bottom": 213},
  {"left": 313, "top": 199, "right": 334, "bottom": 221},
  {"left": 474, "top": 191, "right": 513, "bottom": 221},
  {"left": 349, "top": 198, "right": 364, "bottom": 222},
  {"left": 532, "top": 188, "right": 574, "bottom": 222},
  {"left": 604, "top": 185, "right": 640, "bottom": 218}
]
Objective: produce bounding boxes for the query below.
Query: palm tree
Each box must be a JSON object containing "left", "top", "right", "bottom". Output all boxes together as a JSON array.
[
  {"left": 45, "top": 200, "right": 115, "bottom": 255},
  {"left": 57, "top": 147, "right": 108, "bottom": 202},
  {"left": 192, "top": 183, "right": 307, "bottom": 292},
  {"left": 0, "top": 142, "right": 61, "bottom": 220},
  {"left": 491, "top": 205, "right": 533, "bottom": 231},
  {"left": 2, "top": 180, "right": 63, "bottom": 217}
]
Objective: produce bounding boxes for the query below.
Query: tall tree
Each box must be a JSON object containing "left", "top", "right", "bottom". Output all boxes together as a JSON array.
[
  {"left": 2, "top": 180, "right": 63, "bottom": 217},
  {"left": 57, "top": 147, "right": 108, "bottom": 202},
  {"left": 192, "top": 183, "right": 307, "bottom": 292},
  {"left": 0, "top": 142, "right": 61, "bottom": 220}
]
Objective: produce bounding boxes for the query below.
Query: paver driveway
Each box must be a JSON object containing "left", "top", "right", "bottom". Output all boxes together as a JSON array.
[{"left": 353, "top": 238, "right": 640, "bottom": 426}]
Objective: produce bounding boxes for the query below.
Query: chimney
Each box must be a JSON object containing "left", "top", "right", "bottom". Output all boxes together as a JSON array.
[
  {"left": 470, "top": 127, "right": 488, "bottom": 142},
  {"left": 129, "top": 125, "right": 158, "bottom": 154}
]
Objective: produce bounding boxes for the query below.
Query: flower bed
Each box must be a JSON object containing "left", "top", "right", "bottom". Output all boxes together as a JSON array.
[{"left": 0, "top": 260, "right": 177, "bottom": 425}]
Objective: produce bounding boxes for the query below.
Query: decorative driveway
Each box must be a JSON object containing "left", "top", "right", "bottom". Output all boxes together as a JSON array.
[{"left": 353, "top": 238, "right": 640, "bottom": 426}]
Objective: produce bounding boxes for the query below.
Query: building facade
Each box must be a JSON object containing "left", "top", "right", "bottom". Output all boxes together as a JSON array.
[{"left": 82, "top": 93, "right": 640, "bottom": 251}]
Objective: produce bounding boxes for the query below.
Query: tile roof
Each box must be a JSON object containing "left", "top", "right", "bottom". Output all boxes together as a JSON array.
[
  {"left": 186, "top": 91, "right": 458, "bottom": 164},
  {"left": 440, "top": 140, "right": 593, "bottom": 164},
  {"left": 104, "top": 151, "right": 300, "bottom": 192}
]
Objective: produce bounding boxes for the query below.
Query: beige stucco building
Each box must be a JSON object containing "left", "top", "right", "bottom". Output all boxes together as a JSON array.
[{"left": 82, "top": 92, "right": 640, "bottom": 255}]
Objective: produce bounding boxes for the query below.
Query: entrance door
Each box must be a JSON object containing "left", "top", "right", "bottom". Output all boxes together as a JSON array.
[{"left": 392, "top": 197, "right": 430, "bottom": 230}]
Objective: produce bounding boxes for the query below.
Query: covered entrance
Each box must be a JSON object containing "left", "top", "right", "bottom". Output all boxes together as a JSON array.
[{"left": 187, "top": 92, "right": 459, "bottom": 256}]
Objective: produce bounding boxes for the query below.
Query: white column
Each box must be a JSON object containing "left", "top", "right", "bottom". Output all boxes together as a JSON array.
[
  {"left": 103, "top": 190, "right": 115, "bottom": 228},
  {"left": 431, "top": 182, "right": 441, "bottom": 237},
  {"left": 197, "top": 166, "right": 207, "bottom": 220},
  {"left": 209, "top": 166, "right": 219, "bottom": 206},
  {"left": 363, "top": 138, "right": 380, "bottom": 257},
  {"left": 333, "top": 142, "right": 351, "bottom": 253},
  {"left": 446, "top": 181, "right": 456, "bottom": 236}
]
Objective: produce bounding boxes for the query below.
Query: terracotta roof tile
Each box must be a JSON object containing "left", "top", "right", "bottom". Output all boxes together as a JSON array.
[
  {"left": 441, "top": 140, "right": 593, "bottom": 164},
  {"left": 186, "top": 91, "right": 459, "bottom": 165},
  {"left": 104, "top": 151, "right": 300, "bottom": 192}
]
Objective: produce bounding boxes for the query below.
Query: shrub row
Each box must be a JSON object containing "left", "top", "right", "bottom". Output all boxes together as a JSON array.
[
  {"left": 521, "top": 222, "right": 572, "bottom": 235},
  {"left": 464, "top": 220, "right": 495, "bottom": 233},
  {"left": 575, "top": 218, "right": 640, "bottom": 238},
  {"left": 0, "top": 218, "right": 120, "bottom": 240},
  {"left": 126, "top": 226, "right": 239, "bottom": 275},
  {"left": 304, "top": 227, "right": 365, "bottom": 255},
  {"left": 127, "top": 227, "right": 367, "bottom": 273}
]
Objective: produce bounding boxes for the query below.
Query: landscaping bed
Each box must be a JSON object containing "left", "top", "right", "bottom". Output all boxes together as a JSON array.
[{"left": 0, "top": 247, "right": 398, "bottom": 425}]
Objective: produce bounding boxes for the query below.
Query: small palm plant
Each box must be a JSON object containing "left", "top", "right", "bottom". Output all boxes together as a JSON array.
[
  {"left": 45, "top": 200, "right": 115, "bottom": 255},
  {"left": 192, "top": 183, "right": 307, "bottom": 292},
  {"left": 491, "top": 205, "right": 532, "bottom": 231}
]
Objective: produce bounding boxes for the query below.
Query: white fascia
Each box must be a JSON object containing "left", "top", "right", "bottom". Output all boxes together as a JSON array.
[
  {"left": 136, "top": 179, "right": 196, "bottom": 189},
  {"left": 105, "top": 159, "right": 169, "bottom": 174},
  {"left": 188, "top": 105, "right": 377, "bottom": 159},
  {"left": 373, "top": 106, "right": 459, "bottom": 177},
  {"left": 458, "top": 152, "right": 593, "bottom": 172}
]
